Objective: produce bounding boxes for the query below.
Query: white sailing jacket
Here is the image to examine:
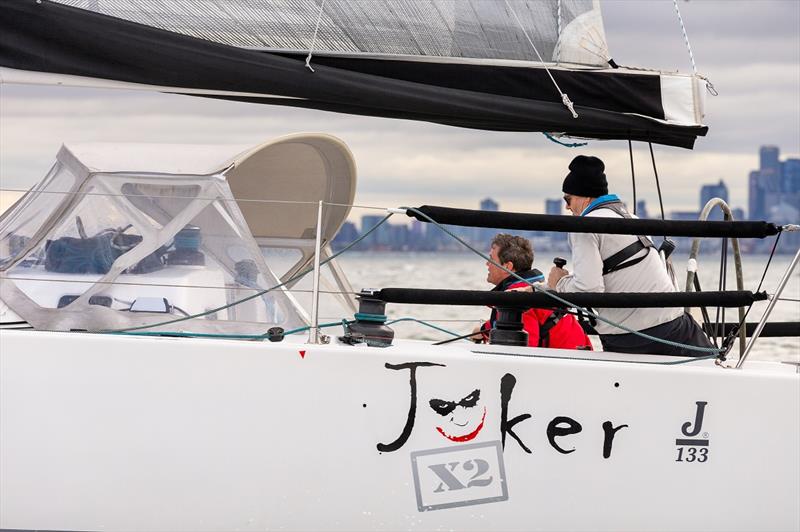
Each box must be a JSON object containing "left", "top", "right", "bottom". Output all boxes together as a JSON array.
[{"left": 556, "top": 208, "right": 682, "bottom": 336}]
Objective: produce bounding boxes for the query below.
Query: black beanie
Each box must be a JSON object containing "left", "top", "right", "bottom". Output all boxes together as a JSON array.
[{"left": 562, "top": 155, "right": 608, "bottom": 197}]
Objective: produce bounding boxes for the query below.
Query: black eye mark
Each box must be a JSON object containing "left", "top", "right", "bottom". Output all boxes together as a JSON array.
[
  {"left": 429, "top": 398, "right": 456, "bottom": 417},
  {"left": 429, "top": 389, "right": 482, "bottom": 416},
  {"left": 459, "top": 389, "right": 481, "bottom": 408}
]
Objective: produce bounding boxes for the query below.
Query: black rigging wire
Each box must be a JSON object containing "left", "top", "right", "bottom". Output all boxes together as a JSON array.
[
  {"left": 693, "top": 275, "right": 714, "bottom": 334},
  {"left": 648, "top": 142, "right": 666, "bottom": 222},
  {"left": 434, "top": 329, "right": 490, "bottom": 345},
  {"left": 628, "top": 140, "right": 637, "bottom": 215},
  {"left": 713, "top": 236, "right": 729, "bottom": 346},
  {"left": 721, "top": 231, "right": 783, "bottom": 357},
  {"left": 754, "top": 232, "right": 782, "bottom": 296}
]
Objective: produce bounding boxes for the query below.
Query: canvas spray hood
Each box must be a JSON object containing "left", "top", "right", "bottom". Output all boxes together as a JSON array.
[{"left": 0, "top": 133, "right": 357, "bottom": 333}]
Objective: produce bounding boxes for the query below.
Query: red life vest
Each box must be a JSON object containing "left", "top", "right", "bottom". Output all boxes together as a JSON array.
[{"left": 482, "top": 274, "right": 593, "bottom": 350}]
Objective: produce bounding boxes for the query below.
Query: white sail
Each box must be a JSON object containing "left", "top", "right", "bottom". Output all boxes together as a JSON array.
[{"left": 53, "top": 0, "right": 609, "bottom": 66}]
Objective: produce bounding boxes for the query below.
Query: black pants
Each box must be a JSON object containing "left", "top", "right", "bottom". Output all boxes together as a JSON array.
[{"left": 600, "top": 313, "right": 715, "bottom": 357}]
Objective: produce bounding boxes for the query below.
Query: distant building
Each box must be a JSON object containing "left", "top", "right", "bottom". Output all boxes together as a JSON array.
[
  {"left": 669, "top": 210, "right": 701, "bottom": 254},
  {"left": 479, "top": 197, "right": 500, "bottom": 244},
  {"left": 747, "top": 146, "right": 799, "bottom": 253},
  {"left": 361, "top": 215, "right": 384, "bottom": 233},
  {"left": 699, "top": 180, "right": 729, "bottom": 221},
  {"left": 480, "top": 198, "right": 499, "bottom": 212},
  {"left": 543, "top": 198, "right": 568, "bottom": 245},
  {"left": 635, "top": 200, "right": 649, "bottom": 219},
  {"left": 361, "top": 214, "right": 390, "bottom": 248},
  {"left": 410, "top": 219, "right": 425, "bottom": 240},
  {"left": 700, "top": 180, "right": 728, "bottom": 208},
  {"left": 782, "top": 159, "right": 800, "bottom": 217},
  {"left": 749, "top": 145, "right": 795, "bottom": 222},
  {"left": 670, "top": 211, "right": 700, "bottom": 221},
  {"left": 388, "top": 224, "right": 410, "bottom": 250},
  {"left": 331, "top": 221, "right": 358, "bottom": 250},
  {"left": 759, "top": 145, "right": 781, "bottom": 191},
  {"left": 748, "top": 170, "right": 764, "bottom": 221},
  {"left": 545, "top": 199, "right": 563, "bottom": 216},
  {"left": 782, "top": 158, "right": 800, "bottom": 194}
]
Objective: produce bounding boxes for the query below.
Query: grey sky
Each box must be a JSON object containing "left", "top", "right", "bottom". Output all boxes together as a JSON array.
[{"left": 1, "top": 0, "right": 798, "bottom": 218}]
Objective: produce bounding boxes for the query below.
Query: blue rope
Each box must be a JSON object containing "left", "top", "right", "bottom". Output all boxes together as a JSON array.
[
  {"left": 385, "top": 317, "right": 463, "bottom": 338},
  {"left": 109, "top": 320, "right": 353, "bottom": 340},
  {"left": 543, "top": 132, "right": 588, "bottom": 148},
  {"left": 109, "top": 316, "right": 466, "bottom": 343},
  {"left": 354, "top": 312, "right": 387, "bottom": 323}
]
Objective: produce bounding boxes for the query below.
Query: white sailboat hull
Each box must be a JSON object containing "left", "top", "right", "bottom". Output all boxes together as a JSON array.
[{"left": 1, "top": 330, "right": 798, "bottom": 531}]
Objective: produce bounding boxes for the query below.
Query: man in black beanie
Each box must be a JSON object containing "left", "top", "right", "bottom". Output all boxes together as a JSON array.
[{"left": 532, "top": 155, "right": 712, "bottom": 356}]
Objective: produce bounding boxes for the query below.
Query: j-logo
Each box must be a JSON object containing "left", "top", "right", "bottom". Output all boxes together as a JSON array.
[{"left": 681, "top": 401, "right": 707, "bottom": 437}]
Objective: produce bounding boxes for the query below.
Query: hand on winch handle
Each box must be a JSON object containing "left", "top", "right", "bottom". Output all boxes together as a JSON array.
[
  {"left": 470, "top": 324, "right": 486, "bottom": 344},
  {"left": 548, "top": 256, "right": 569, "bottom": 290}
]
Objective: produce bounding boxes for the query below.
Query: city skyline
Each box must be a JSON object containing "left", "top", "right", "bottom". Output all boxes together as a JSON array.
[{"left": 334, "top": 144, "right": 799, "bottom": 254}]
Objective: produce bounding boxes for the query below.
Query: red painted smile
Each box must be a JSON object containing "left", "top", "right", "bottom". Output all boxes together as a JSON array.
[{"left": 435, "top": 407, "right": 487, "bottom": 442}]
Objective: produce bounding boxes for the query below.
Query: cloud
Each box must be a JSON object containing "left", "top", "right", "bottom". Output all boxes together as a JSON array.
[
  {"left": 604, "top": 0, "right": 800, "bottom": 67},
  {"left": 1, "top": 0, "right": 798, "bottom": 220}
]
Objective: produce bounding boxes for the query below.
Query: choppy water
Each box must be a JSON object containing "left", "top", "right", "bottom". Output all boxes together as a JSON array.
[{"left": 333, "top": 252, "right": 799, "bottom": 363}]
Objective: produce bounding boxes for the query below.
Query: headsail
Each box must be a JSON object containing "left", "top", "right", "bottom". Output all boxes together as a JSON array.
[{"left": 0, "top": 0, "right": 708, "bottom": 148}]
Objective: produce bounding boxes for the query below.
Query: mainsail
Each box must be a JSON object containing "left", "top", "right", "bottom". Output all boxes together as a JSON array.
[
  {"left": 0, "top": 0, "right": 708, "bottom": 147},
  {"left": 48, "top": 0, "right": 612, "bottom": 65}
]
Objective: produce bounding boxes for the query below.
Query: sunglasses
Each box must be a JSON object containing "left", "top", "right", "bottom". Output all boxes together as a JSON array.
[{"left": 563, "top": 195, "right": 573, "bottom": 206}]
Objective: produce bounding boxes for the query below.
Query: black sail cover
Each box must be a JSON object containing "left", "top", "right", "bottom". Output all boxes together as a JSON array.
[{"left": 0, "top": 0, "right": 708, "bottom": 148}]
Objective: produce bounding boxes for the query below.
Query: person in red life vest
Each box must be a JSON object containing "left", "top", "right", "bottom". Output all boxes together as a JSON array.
[{"left": 471, "top": 233, "right": 592, "bottom": 349}]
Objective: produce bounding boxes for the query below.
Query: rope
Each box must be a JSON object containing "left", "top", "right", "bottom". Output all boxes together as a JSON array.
[
  {"left": 504, "top": 0, "right": 578, "bottom": 118},
  {"left": 403, "top": 206, "right": 724, "bottom": 355},
  {"left": 385, "top": 317, "right": 462, "bottom": 338},
  {"left": 354, "top": 312, "right": 387, "bottom": 323},
  {"left": 671, "top": 1, "right": 717, "bottom": 95},
  {"left": 110, "top": 317, "right": 464, "bottom": 343},
  {"left": 672, "top": 0, "right": 697, "bottom": 75},
  {"left": 556, "top": 0, "right": 562, "bottom": 45},
  {"left": 109, "top": 320, "right": 350, "bottom": 341},
  {"left": 542, "top": 132, "right": 587, "bottom": 148},
  {"left": 305, "top": 0, "right": 327, "bottom": 72},
  {"left": 105, "top": 213, "right": 395, "bottom": 333}
]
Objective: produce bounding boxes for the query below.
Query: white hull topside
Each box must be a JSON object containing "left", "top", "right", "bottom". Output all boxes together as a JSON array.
[{"left": 1, "top": 330, "right": 798, "bottom": 532}]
